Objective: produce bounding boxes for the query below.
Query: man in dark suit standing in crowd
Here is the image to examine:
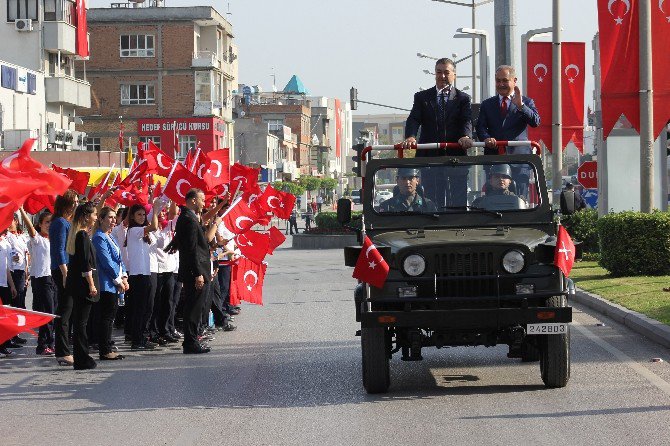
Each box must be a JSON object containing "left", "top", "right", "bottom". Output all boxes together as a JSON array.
[
  {"left": 175, "top": 188, "right": 213, "bottom": 354},
  {"left": 403, "top": 58, "right": 473, "bottom": 207},
  {"left": 476, "top": 65, "right": 540, "bottom": 196}
]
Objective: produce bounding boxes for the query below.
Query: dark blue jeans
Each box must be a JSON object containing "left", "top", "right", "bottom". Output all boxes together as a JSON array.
[{"left": 32, "top": 276, "right": 57, "bottom": 352}]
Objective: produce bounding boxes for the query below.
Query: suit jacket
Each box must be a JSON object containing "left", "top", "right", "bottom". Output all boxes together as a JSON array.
[
  {"left": 476, "top": 95, "right": 541, "bottom": 155},
  {"left": 175, "top": 206, "right": 211, "bottom": 283},
  {"left": 65, "top": 230, "right": 100, "bottom": 302},
  {"left": 405, "top": 86, "right": 473, "bottom": 157},
  {"left": 92, "top": 229, "right": 127, "bottom": 294}
]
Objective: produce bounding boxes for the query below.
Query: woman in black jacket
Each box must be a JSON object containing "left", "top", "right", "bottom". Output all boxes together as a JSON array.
[{"left": 65, "top": 202, "right": 99, "bottom": 370}]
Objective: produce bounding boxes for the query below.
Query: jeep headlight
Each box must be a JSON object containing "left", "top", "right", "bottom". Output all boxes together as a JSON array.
[
  {"left": 502, "top": 250, "right": 525, "bottom": 273},
  {"left": 403, "top": 254, "right": 426, "bottom": 276}
]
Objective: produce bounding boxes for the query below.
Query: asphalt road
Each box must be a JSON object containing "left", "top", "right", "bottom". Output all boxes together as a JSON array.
[{"left": 2, "top": 238, "right": 670, "bottom": 445}]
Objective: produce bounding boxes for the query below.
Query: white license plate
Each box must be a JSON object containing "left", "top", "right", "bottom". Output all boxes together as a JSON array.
[{"left": 526, "top": 323, "right": 568, "bottom": 335}]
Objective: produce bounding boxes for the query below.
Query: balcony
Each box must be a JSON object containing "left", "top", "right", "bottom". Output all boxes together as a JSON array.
[
  {"left": 192, "top": 51, "right": 219, "bottom": 69},
  {"left": 43, "top": 22, "right": 77, "bottom": 55},
  {"left": 45, "top": 75, "right": 91, "bottom": 108},
  {"left": 193, "top": 100, "right": 221, "bottom": 116}
]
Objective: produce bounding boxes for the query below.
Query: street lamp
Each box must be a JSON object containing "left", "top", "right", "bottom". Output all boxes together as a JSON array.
[
  {"left": 454, "top": 27, "right": 490, "bottom": 99},
  {"left": 417, "top": 52, "right": 458, "bottom": 60},
  {"left": 431, "top": 0, "right": 494, "bottom": 102}
]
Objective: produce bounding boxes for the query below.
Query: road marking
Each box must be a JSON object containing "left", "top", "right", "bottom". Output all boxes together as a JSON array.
[{"left": 573, "top": 323, "right": 670, "bottom": 396}]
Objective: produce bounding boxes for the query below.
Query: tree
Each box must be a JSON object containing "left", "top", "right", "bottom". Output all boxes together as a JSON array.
[
  {"left": 320, "top": 177, "right": 337, "bottom": 193},
  {"left": 298, "top": 176, "right": 321, "bottom": 193},
  {"left": 272, "top": 181, "right": 305, "bottom": 197}
]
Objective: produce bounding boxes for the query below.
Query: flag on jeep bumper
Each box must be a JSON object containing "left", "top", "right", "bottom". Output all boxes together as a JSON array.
[
  {"left": 554, "top": 225, "right": 575, "bottom": 277},
  {"left": 353, "top": 236, "right": 389, "bottom": 289}
]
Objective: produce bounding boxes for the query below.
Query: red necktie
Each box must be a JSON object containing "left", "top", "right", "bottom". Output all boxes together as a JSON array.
[{"left": 500, "top": 97, "right": 508, "bottom": 117}]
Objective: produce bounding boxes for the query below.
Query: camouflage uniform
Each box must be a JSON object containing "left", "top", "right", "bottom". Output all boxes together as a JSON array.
[{"left": 380, "top": 194, "right": 437, "bottom": 213}]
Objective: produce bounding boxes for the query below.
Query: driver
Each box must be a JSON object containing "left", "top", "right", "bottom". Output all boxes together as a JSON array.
[
  {"left": 380, "top": 168, "right": 437, "bottom": 212},
  {"left": 472, "top": 164, "right": 518, "bottom": 206}
]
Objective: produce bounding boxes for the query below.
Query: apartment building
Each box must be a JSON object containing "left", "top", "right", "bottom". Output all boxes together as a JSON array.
[{"left": 78, "top": 1, "right": 237, "bottom": 160}]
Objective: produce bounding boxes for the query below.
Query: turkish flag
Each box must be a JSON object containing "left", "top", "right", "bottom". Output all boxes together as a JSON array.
[
  {"left": 119, "top": 159, "right": 149, "bottom": 189},
  {"left": 52, "top": 164, "right": 90, "bottom": 194},
  {"left": 598, "top": 0, "right": 639, "bottom": 138},
  {"left": 183, "top": 148, "right": 201, "bottom": 172},
  {"left": 0, "top": 175, "right": 52, "bottom": 232},
  {"left": 235, "top": 230, "right": 270, "bottom": 265},
  {"left": 653, "top": 3, "right": 670, "bottom": 138},
  {"left": 220, "top": 197, "right": 261, "bottom": 235},
  {"left": 562, "top": 42, "right": 586, "bottom": 153},
  {"left": 86, "top": 167, "right": 115, "bottom": 200},
  {"left": 162, "top": 162, "right": 206, "bottom": 206},
  {"left": 352, "top": 236, "right": 389, "bottom": 289},
  {"left": 205, "top": 148, "right": 230, "bottom": 187},
  {"left": 231, "top": 257, "right": 266, "bottom": 305},
  {"left": 267, "top": 226, "right": 286, "bottom": 254},
  {"left": 230, "top": 163, "right": 259, "bottom": 197},
  {"left": 260, "top": 185, "right": 295, "bottom": 220},
  {"left": 74, "top": 0, "right": 89, "bottom": 58},
  {"left": 140, "top": 141, "right": 175, "bottom": 177},
  {"left": 0, "top": 305, "right": 57, "bottom": 344},
  {"left": 554, "top": 225, "right": 576, "bottom": 277},
  {"left": 23, "top": 194, "right": 56, "bottom": 214}
]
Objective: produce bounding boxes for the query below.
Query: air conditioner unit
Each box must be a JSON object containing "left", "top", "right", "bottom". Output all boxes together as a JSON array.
[{"left": 15, "top": 19, "right": 34, "bottom": 32}]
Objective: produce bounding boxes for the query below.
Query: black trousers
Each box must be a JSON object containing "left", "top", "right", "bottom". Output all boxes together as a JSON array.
[
  {"left": 201, "top": 275, "right": 215, "bottom": 329},
  {"left": 53, "top": 268, "right": 74, "bottom": 357},
  {"left": 32, "top": 276, "right": 57, "bottom": 352},
  {"left": 167, "top": 274, "right": 182, "bottom": 334},
  {"left": 98, "top": 291, "right": 118, "bottom": 356},
  {"left": 72, "top": 294, "right": 95, "bottom": 368},
  {"left": 153, "top": 272, "right": 175, "bottom": 336},
  {"left": 128, "top": 274, "right": 155, "bottom": 345},
  {"left": 10, "top": 270, "right": 26, "bottom": 309},
  {"left": 289, "top": 219, "right": 298, "bottom": 234},
  {"left": 182, "top": 278, "right": 210, "bottom": 347}
]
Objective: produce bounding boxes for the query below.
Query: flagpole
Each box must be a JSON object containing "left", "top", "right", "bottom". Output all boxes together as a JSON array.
[
  {"left": 639, "top": 0, "right": 654, "bottom": 213},
  {"left": 0, "top": 304, "right": 59, "bottom": 319},
  {"left": 551, "top": 0, "right": 562, "bottom": 208},
  {"left": 162, "top": 160, "right": 179, "bottom": 192},
  {"left": 189, "top": 146, "right": 201, "bottom": 173}
]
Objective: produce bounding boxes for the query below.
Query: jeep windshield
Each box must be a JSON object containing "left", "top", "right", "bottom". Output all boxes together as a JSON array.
[{"left": 372, "top": 161, "right": 540, "bottom": 215}]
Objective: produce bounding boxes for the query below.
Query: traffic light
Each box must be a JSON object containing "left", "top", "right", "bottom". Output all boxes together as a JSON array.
[
  {"left": 350, "top": 87, "right": 358, "bottom": 110},
  {"left": 351, "top": 143, "right": 364, "bottom": 176}
]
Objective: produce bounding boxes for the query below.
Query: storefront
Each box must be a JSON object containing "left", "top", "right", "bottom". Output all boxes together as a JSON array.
[{"left": 137, "top": 117, "right": 226, "bottom": 159}]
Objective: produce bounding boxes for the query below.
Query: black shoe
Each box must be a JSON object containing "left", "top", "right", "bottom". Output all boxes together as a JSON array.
[
  {"left": 99, "top": 353, "right": 124, "bottom": 360},
  {"left": 12, "top": 336, "right": 27, "bottom": 345},
  {"left": 73, "top": 360, "right": 97, "bottom": 370},
  {"left": 183, "top": 344, "right": 211, "bottom": 354},
  {"left": 0, "top": 347, "right": 15, "bottom": 357},
  {"left": 227, "top": 309, "right": 240, "bottom": 316},
  {"left": 89, "top": 343, "right": 99, "bottom": 352},
  {"left": 171, "top": 330, "right": 183, "bottom": 339},
  {"left": 150, "top": 336, "right": 168, "bottom": 346},
  {"left": 131, "top": 342, "right": 156, "bottom": 350},
  {"left": 6, "top": 341, "right": 23, "bottom": 349},
  {"left": 223, "top": 323, "right": 237, "bottom": 332},
  {"left": 162, "top": 334, "right": 179, "bottom": 343}
]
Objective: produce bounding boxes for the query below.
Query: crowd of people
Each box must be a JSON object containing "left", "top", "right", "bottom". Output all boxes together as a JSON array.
[{"left": 0, "top": 186, "right": 244, "bottom": 369}]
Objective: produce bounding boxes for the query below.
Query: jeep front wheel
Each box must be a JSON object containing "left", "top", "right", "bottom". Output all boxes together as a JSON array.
[
  {"left": 361, "top": 327, "right": 390, "bottom": 393},
  {"left": 539, "top": 296, "right": 571, "bottom": 388}
]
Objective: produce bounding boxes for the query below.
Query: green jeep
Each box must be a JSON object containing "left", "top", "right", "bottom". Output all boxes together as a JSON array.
[{"left": 339, "top": 154, "right": 574, "bottom": 394}]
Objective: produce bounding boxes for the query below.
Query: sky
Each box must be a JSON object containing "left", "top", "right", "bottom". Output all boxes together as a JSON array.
[{"left": 88, "top": 0, "right": 599, "bottom": 115}]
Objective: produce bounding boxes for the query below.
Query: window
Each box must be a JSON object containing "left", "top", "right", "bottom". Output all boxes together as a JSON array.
[
  {"left": 139, "top": 136, "right": 161, "bottom": 147},
  {"left": 43, "top": 0, "right": 75, "bottom": 24},
  {"left": 7, "top": 0, "right": 38, "bottom": 21},
  {"left": 121, "top": 84, "right": 155, "bottom": 105},
  {"left": 195, "top": 71, "right": 212, "bottom": 102},
  {"left": 179, "top": 135, "right": 197, "bottom": 159},
  {"left": 86, "top": 137, "right": 101, "bottom": 152},
  {"left": 120, "top": 35, "right": 155, "bottom": 58},
  {"left": 265, "top": 119, "right": 283, "bottom": 131},
  {"left": 48, "top": 53, "right": 73, "bottom": 77}
]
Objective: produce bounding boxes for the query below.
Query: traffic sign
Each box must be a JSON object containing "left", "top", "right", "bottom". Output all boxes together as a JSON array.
[
  {"left": 577, "top": 161, "right": 597, "bottom": 189},
  {"left": 583, "top": 189, "right": 598, "bottom": 209}
]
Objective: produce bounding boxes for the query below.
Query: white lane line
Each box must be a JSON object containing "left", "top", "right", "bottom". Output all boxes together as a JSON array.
[{"left": 573, "top": 323, "right": 670, "bottom": 396}]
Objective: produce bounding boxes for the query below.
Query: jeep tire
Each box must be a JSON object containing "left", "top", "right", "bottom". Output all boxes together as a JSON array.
[
  {"left": 361, "top": 327, "right": 390, "bottom": 393},
  {"left": 539, "top": 296, "right": 571, "bottom": 388}
]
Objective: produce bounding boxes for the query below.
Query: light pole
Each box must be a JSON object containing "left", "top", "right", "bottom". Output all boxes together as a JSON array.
[
  {"left": 431, "top": 0, "right": 494, "bottom": 102},
  {"left": 454, "top": 27, "right": 490, "bottom": 100}
]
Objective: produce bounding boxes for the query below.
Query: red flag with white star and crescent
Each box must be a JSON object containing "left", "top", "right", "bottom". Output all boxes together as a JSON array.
[
  {"left": 554, "top": 225, "right": 576, "bottom": 277},
  {"left": 231, "top": 257, "right": 266, "bottom": 305},
  {"left": 352, "top": 236, "right": 389, "bottom": 289},
  {"left": 0, "top": 305, "right": 57, "bottom": 345}
]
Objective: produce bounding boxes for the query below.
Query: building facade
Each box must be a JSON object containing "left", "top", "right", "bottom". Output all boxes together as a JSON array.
[
  {"left": 78, "top": 2, "right": 237, "bottom": 162},
  {"left": 1, "top": 0, "right": 91, "bottom": 151}
]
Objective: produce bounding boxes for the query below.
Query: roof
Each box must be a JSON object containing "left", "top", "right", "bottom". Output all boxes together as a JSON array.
[{"left": 283, "top": 75, "right": 309, "bottom": 95}]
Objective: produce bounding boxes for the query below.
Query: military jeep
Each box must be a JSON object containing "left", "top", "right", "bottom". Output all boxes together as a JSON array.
[{"left": 339, "top": 153, "right": 573, "bottom": 394}]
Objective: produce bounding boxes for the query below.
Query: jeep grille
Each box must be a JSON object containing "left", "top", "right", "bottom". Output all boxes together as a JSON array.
[{"left": 435, "top": 251, "right": 497, "bottom": 299}]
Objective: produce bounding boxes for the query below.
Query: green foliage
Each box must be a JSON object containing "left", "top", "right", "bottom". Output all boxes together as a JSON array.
[
  {"left": 597, "top": 211, "right": 670, "bottom": 276},
  {"left": 272, "top": 181, "right": 305, "bottom": 197},
  {"left": 561, "top": 209, "right": 599, "bottom": 253},
  {"left": 299, "top": 176, "right": 321, "bottom": 192},
  {"left": 314, "top": 211, "right": 362, "bottom": 231},
  {"left": 320, "top": 177, "right": 337, "bottom": 192}
]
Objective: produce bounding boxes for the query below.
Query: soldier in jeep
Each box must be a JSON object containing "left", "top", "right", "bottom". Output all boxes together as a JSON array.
[
  {"left": 379, "top": 168, "right": 437, "bottom": 213},
  {"left": 472, "top": 164, "right": 527, "bottom": 209}
]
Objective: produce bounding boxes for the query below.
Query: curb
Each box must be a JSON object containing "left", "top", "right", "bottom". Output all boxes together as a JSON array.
[{"left": 573, "top": 288, "right": 670, "bottom": 349}]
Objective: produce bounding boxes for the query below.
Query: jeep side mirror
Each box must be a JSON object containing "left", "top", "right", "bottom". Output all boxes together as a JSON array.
[{"left": 337, "top": 198, "right": 352, "bottom": 224}]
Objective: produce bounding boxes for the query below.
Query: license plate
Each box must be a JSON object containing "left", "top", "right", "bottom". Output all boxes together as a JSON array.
[{"left": 526, "top": 323, "right": 568, "bottom": 335}]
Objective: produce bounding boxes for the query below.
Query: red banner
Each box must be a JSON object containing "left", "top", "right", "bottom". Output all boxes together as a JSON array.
[
  {"left": 598, "top": 0, "right": 639, "bottom": 138},
  {"left": 526, "top": 42, "right": 553, "bottom": 149},
  {"left": 75, "top": 0, "right": 89, "bottom": 58},
  {"left": 652, "top": 2, "right": 670, "bottom": 137},
  {"left": 561, "top": 42, "right": 586, "bottom": 153}
]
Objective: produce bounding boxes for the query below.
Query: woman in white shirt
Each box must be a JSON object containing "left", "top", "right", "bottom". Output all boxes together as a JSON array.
[
  {"left": 19, "top": 207, "right": 56, "bottom": 356},
  {"left": 124, "top": 200, "right": 161, "bottom": 350}
]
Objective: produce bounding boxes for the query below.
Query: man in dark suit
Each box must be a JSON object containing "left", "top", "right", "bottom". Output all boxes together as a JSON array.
[
  {"left": 175, "top": 188, "right": 214, "bottom": 354},
  {"left": 476, "top": 65, "right": 541, "bottom": 196},
  {"left": 403, "top": 58, "right": 473, "bottom": 207}
]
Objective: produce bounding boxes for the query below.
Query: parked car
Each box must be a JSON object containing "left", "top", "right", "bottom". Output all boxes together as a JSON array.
[
  {"left": 351, "top": 189, "right": 361, "bottom": 204},
  {"left": 373, "top": 190, "right": 393, "bottom": 205}
]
